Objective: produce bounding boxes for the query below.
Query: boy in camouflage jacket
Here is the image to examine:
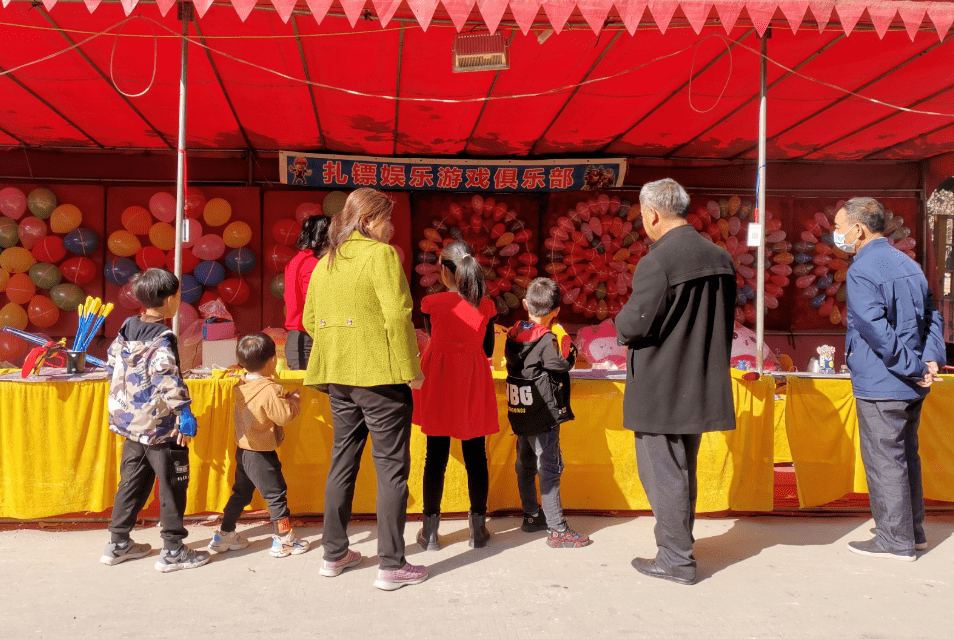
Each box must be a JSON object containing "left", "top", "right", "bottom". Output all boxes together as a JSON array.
[{"left": 100, "top": 268, "right": 210, "bottom": 573}]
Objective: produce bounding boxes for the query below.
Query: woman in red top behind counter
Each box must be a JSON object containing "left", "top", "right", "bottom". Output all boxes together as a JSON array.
[{"left": 283, "top": 215, "right": 330, "bottom": 370}]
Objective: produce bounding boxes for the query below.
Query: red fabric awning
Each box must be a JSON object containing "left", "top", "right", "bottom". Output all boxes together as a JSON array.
[{"left": 4, "top": 0, "right": 954, "bottom": 39}]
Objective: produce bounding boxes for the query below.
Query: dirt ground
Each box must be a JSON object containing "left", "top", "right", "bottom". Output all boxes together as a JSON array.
[{"left": 1, "top": 514, "right": 952, "bottom": 639}]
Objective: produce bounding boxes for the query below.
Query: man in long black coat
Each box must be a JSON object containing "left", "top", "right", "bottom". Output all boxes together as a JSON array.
[{"left": 616, "top": 178, "right": 737, "bottom": 585}]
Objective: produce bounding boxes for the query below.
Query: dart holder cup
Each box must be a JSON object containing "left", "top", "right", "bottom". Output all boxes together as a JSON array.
[{"left": 65, "top": 351, "right": 86, "bottom": 374}]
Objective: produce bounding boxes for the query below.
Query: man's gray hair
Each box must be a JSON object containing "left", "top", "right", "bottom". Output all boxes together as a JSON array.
[
  {"left": 639, "top": 178, "right": 690, "bottom": 219},
  {"left": 842, "top": 197, "right": 886, "bottom": 234}
]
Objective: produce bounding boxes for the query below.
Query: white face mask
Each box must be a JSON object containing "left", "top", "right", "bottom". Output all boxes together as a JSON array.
[{"left": 832, "top": 223, "right": 858, "bottom": 254}]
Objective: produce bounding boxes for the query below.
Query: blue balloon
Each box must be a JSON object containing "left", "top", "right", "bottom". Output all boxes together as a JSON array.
[
  {"left": 817, "top": 275, "right": 833, "bottom": 289},
  {"left": 180, "top": 273, "right": 202, "bottom": 304},
  {"left": 64, "top": 228, "right": 100, "bottom": 256},
  {"left": 194, "top": 260, "right": 226, "bottom": 286},
  {"left": 225, "top": 248, "right": 257, "bottom": 275},
  {"left": 104, "top": 258, "right": 139, "bottom": 286},
  {"left": 820, "top": 233, "right": 834, "bottom": 246},
  {"left": 794, "top": 253, "right": 812, "bottom": 264},
  {"left": 736, "top": 293, "right": 748, "bottom": 306},
  {"left": 811, "top": 293, "right": 827, "bottom": 308}
]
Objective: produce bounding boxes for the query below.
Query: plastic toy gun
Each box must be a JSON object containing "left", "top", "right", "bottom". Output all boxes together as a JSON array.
[
  {"left": 552, "top": 323, "right": 574, "bottom": 360},
  {"left": 1, "top": 327, "right": 108, "bottom": 370},
  {"left": 21, "top": 337, "right": 68, "bottom": 378}
]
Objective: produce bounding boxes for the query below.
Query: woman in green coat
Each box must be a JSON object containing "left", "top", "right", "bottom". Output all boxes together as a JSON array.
[{"left": 302, "top": 188, "right": 427, "bottom": 592}]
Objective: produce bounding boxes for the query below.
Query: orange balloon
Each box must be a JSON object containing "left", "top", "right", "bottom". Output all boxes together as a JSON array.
[
  {"left": 829, "top": 306, "right": 842, "bottom": 325},
  {"left": 203, "top": 198, "right": 232, "bottom": 227},
  {"left": 108, "top": 230, "right": 142, "bottom": 257},
  {"left": 0, "top": 247, "right": 36, "bottom": 274},
  {"left": 121, "top": 206, "right": 153, "bottom": 235},
  {"left": 5, "top": 272, "right": 35, "bottom": 304},
  {"left": 27, "top": 294, "right": 59, "bottom": 329},
  {"left": 223, "top": 221, "right": 252, "bottom": 249},
  {"left": 0, "top": 301, "right": 27, "bottom": 330},
  {"left": 50, "top": 204, "right": 82, "bottom": 234},
  {"left": 149, "top": 222, "right": 176, "bottom": 251},
  {"left": 0, "top": 267, "right": 8, "bottom": 292}
]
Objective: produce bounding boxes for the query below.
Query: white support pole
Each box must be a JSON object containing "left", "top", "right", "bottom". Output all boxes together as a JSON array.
[
  {"left": 173, "top": 1, "right": 191, "bottom": 338},
  {"left": 755, "top": 33, "right": 768, "bottom": 373}
]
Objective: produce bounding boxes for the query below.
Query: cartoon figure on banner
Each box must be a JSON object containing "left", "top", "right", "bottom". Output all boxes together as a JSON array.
[
  {"left": 414, "top": 195, "right": 535, "bottom": 317},
  {"left": 289, "top": 157, "right": 312, "bottom": 186},
  {"left": 545, "top": 195, "right": 646, "bottom": 321},
  {"left": 691, "top": 196, "right": 793, "bottom": 327},
  {"left": 582, "top": 166, "right": 617, "bottom": 191},
  {"left": 793, "top": 203, "right": 915, "bottom": 326}
]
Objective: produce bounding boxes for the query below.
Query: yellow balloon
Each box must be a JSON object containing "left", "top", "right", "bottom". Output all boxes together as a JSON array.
[
  {"left": 223, "top": 221, "right": 252, "bottom": 248},
  {"left": 107, "top": 230, "right": 142, "bottom": 257},
  {"left": 203, "top": 198, "right": 232, "bottom": 227},
  {"left": 149, "top": 222, "right": 176, "bottom": 251},
  {"left": 0, "top": 302, "right": 28, "bottom": 331},
  {"left": 0, "top": 247, "right": 36, "bottom": 274},
  {"left": 50, "top": 204, "right": 82, "bottom": 234}
]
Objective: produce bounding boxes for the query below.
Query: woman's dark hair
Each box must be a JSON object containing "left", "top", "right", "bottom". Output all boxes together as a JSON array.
[
  {"left": 236, "top": 333, "right": 276, "bottom": 372},
  {"left": 296, "top": 214, "right": 331, "bottom": 259},
  {"left": 131, "top": 268, "right": 179, "bottom": 309},
  {"left": 440, "top": 240, "right": 485, "bottom": 308},
  {"left": 325, "top": 188, "right": 394, "bottom": 269}
]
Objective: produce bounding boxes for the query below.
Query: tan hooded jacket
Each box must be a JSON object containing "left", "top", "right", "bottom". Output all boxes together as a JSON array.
[{"left": 233, "top": 376, "right": 300, "bottom": 451}]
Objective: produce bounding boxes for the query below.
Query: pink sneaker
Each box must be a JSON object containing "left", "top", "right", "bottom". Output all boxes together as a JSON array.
[
  {"left": 319, "top": 549, "right": 362, "bottom": 577},
  {"left": 373, "top": 562, "right": 428, "bottom": 591}
]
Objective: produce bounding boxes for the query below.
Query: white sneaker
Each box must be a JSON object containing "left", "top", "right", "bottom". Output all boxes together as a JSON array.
[
  {"left": 270, "top": 532, "right": 310, "bottom": 558},
  {"left": 208, "top": 529, "right": 249, "bottom": 553}
]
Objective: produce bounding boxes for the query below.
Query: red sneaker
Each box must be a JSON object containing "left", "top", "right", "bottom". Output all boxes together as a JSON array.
[{"left": 547, "top": 522, "right": 591, "bottom": 548}]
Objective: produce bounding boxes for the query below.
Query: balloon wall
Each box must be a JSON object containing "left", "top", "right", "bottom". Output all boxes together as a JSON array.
[
  {"left": 0, "top": 185, "right": 106, "bottom": 364},
  {"left": 260, "top": 191, "right": 413, "bottom": 331},
  {"left": 410, "top": 193, "right": 540, "bottom": 324}
]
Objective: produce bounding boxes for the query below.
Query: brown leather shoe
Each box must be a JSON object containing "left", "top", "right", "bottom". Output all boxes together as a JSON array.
[{"left": 631, "top": 557, "right": 695, "bottom": 585}]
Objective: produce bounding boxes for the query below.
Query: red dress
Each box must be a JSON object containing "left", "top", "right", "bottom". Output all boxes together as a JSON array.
[{"left": 413, "top": 292, "right": 499, "bottom": 439}]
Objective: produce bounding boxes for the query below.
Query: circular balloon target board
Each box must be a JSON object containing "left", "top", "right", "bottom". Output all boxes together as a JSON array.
[
  {"left": 410, "top": 193, "right": 541, "bottom": 325},
  {"left": 0, "top": 185, "right": 106, "bottom": 357},
  {"left": 103, "top": 187, "right": 263, "bottom": 339}
]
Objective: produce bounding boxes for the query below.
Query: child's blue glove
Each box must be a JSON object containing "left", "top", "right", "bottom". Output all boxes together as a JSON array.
[{"left": 178, "top": 407, "right": 198, "bottom": 437}]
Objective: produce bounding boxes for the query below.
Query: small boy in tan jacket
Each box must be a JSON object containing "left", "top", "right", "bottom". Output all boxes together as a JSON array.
[{"left": 209, "top": 333, "right": 309, "bottom": 558}]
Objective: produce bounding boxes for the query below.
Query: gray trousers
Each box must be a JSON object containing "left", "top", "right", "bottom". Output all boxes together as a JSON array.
[
  {"left": 323, "top": 383, "right": 413, "bottom": 571},
  {"left": 515, "top": 427, "right": 565, "bottom": 529},
  {"left": 856, "top": 397, "right": 926, "bottom": 552},
  {"left": 634, "top": 432, "right": 702, "bottom": 581}
]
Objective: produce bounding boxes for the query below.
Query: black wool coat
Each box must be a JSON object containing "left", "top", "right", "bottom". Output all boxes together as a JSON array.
[{"left": 616, "top": 225, "right": 737, "bottom": 435}]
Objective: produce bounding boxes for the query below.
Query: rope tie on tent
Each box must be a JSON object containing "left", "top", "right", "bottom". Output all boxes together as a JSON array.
[
  {"left": 109, "top": 15, "right": 158, "bottom": 98},
  {"left": 686, "top": 33, "right": 733, "bottom": 114}
]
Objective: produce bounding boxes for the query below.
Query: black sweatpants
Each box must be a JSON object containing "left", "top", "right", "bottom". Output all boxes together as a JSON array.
[
  {"left": 323, "top": 383, "right": 413, "bottom": 571},
  {"left": 220, "top": 448, "right": 291, "bottom": 532},
  {"left": 422, "top": 435, "right": 489, "bottom": 516},
  {"left": 108, "top": 439, "right": 190, "bottom": 551},
  {"left": 285, "top": 330, "right": 313, "bottom": 371}
]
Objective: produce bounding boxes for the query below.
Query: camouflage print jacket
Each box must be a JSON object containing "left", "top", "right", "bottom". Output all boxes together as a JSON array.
[{"left": 106, "top": 316, "right": 192, "bottom": 445}]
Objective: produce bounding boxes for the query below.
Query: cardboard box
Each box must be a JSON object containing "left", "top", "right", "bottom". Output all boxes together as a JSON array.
[{"left": 202, "top": 338, "right": 237, "bottom": 369}]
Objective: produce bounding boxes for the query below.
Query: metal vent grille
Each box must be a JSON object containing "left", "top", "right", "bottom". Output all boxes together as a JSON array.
[{"left": 452, "top": 33, "right": 510, "bottom": 73}]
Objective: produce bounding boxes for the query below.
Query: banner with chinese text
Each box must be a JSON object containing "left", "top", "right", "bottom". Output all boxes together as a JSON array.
[{"left": 279, "top": 152, "right": 626, "bottom": 192}]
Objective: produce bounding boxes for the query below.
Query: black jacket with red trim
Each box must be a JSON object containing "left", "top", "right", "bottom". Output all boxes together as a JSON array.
[{"left": 504, "top": 320, "right": 576, "bottom": 435}]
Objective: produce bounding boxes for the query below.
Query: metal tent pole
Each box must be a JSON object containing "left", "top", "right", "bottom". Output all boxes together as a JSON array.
[
  {"left": 173, "top": 0, "right": 192, "bottom": 338},
  {"left": 755, "top": 33, "right": 768, "bottom": 373}
]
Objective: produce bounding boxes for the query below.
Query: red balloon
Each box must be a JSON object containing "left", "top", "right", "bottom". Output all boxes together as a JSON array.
[
  {"left": 118, "top": 283, "right": 142, "bottom": 310},
  {"left": 199, "top": 291, "right": 220, "bottom": 307},
  {"left": 217, "top": 278, "right": 250, "bottom": 305},
  {"left": 60, "top": 256, "right": 96, "bottom": 285},
  {"left": 27, "top": 294, "right": 59, "bottom": 329},
  {"left": 32, "top": 236, "right": 66, "bottom": 263},
  {"left": 136, "top": 246, "right": 167, "bottom": 271},
  {"left": 264, "top": 245, "right": 296, "bottom": 271},
  {"left": 0, "top": 331, "right": 28, "bottom": 363},
  {"left": 165, "top": 247, "right": 201, "bottom": 274},
  {"left": 272, "top": 219, "right": 301, "bottom": 246},
  {"left": 6, "top": 273, "right": 36, "bottom": 305}
]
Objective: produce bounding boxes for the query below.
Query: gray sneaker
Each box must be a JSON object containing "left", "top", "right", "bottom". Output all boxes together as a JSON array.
[
  {"left": 847, "top": 538, "right": 915, "bottom": 562},
  {"left": 100, "top": 540, "right": 152, "bottom": 565},
  {"left": 155, "top": 545, "right": 212, "bottom": 573}
]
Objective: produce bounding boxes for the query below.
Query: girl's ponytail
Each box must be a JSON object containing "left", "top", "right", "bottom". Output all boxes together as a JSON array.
[{"left": 440, "top": 240, "right": 485, "bottom": 309}]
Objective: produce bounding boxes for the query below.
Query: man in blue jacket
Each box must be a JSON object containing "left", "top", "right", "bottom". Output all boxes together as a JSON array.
[{"left": 835, "top": 197, "right": 946, "bottom": 562}]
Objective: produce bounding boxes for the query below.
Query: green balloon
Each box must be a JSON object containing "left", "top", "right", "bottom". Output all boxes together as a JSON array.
[
  {"left": 50, "top": 283, "right": 84, "bottom": 311},
  {"left": 0, "top": 217, "right": 18, "bottom": 249},
  {"left": 29, "top": 262, "right": 62, "bottom": 289},
  {"left": 27, "top": 188, "right": 57, "bottom": 220},
  {"left": 322, "top": 191, "right": 348, "bottom": 217},
  {"left": 270, "top": 273, "right": 285, "bottom": 299}
]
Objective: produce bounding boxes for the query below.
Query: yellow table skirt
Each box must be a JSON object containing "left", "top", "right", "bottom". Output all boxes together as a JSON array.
[
  {"left": 0, "top": 369, "right": 775, "bottom": 520},
  {"left": 784, "top": 375, "right": 954, "bottom": 508}
]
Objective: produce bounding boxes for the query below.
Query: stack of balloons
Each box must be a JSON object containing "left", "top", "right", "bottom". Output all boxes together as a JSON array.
[
  {"left": 107, "top": 189, "right": 257, "bottom": 329},
  {"left": 414, "top": 194, "right": 535, "bottom": 317},
  {"left": 544, "top": 194, "right": 645, "bottom": 321},
  {"left": 689, "top": 197, "right": 793, "bottom": 327},
  {"left": 0, "top": 186, "right": 101, "bottom": 363},
  {"left": 793, "top": 204, "right": 915, "bottom": 326}
]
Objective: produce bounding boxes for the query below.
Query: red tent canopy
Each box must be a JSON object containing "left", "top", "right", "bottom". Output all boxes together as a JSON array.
[{"left": 0, "top": 0, "right": 952, "bottom": 160}]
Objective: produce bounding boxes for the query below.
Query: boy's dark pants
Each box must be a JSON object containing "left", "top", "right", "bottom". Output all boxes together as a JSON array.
[
  {"left": 108, "top": 439, "right": 189, "bottom": 551},
  {"left": 221, "top": 448, "right": 291, "bottom": 533}
]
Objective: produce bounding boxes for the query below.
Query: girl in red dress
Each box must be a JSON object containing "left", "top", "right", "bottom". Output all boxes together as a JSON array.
[{"left": 413, "top": 240, "right": 499, "bottom": 550}]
